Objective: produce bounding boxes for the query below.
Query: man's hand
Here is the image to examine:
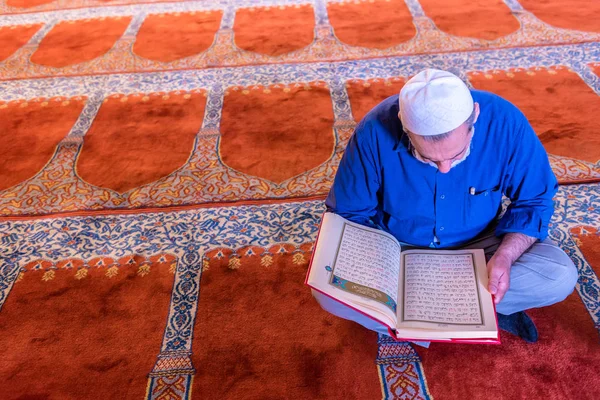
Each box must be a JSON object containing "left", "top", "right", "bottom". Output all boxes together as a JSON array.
[
  {"left": 487, "top": 253, "right": 512, "bottom": 304},
  {"left": 487, "top": 232, "right": 538, "bottom": 305}
]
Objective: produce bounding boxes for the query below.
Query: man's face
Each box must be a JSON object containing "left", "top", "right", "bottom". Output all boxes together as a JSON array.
[
  {"left": 406, "top": 103, "right": 480, "bottom": 174},
  {"left": 409, "top": 125, "right": 472, "bottom": 173}
]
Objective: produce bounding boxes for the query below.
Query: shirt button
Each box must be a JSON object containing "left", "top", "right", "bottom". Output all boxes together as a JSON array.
[
  {"left": 440, "top": 195, "right": 445, "bottom": 200},
  {"left": 440, "top": 227, "right": 445, "bottom": 231}
]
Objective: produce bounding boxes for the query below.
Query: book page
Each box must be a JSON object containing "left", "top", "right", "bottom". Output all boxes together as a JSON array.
[
  {"left": 306, "top": 213, "right": 401, "bottom": 330},
  {"left": 401, "top": 253, "right": 483, "bottom": 325},
  {"left": 329, "top": 223, "right": 401, "bottom": 313}
]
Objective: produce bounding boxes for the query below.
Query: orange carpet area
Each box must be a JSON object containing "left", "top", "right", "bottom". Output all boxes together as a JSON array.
[{"left": 0, "top": 0, "right": 599, "bottom": 399}]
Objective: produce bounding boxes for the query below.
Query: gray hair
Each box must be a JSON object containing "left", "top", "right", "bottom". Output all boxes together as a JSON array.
[{"left": 418, "top": 108, "right": 476, "bottom": 143}]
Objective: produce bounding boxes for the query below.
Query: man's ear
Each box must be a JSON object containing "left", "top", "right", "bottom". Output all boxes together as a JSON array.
[{"left": 473, "top": 102, "right": 480, "bottom": 123}]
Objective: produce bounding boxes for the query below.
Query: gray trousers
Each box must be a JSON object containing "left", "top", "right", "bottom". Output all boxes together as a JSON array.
[{"left": 312, "top": 230, "right": 579, "bottom": 337}]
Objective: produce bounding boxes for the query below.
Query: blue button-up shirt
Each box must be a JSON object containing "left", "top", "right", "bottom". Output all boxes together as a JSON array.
[{"left": 326, "top": 90, "right": 558, "bottom": 248}]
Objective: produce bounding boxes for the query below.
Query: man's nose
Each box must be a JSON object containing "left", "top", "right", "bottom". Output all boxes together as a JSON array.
[{"left": 437, "top": 161, "right": 452, "bottom": 173}]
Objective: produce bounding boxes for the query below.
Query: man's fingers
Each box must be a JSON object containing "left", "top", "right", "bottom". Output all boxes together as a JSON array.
[
  {"left": 494, "top": 291, "right": 505, "bottom": 304},
  {"left": 488, "top": 280, "right": 498, "bottom": 295},
  {"left": 488, "top": 268, "right": 503, "bottom": 295},
  {"left": 494, "top": 275, "right": 510, "bottom": 304},
  {"left": 488, "top": 256, "right": 512, "bottom": 304}
]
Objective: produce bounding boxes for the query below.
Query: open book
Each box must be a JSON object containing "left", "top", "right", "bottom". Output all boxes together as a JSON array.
[{"left": 306, "top": 212, "right": 499, "bottom": 343}]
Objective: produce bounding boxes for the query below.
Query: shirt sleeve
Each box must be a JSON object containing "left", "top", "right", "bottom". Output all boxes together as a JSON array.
[
  {"left": 496, "top": 109, "right": 558, "bottom": 241},
  {"left": 325, "top": 120, "right": 381, "bottom": 226}
]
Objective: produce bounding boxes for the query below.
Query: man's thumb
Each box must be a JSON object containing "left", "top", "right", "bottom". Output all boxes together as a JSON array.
[{"left": 488, "top": 280, "right": 498, "bottom": 294}]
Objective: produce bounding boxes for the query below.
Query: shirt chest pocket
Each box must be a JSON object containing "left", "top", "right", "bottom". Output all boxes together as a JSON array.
[{"left": 463, "top": 185, "right": 502, "bottom": 226}]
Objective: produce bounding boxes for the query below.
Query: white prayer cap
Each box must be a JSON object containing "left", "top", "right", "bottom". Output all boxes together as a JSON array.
[{"left": 399, "top": 69, "right": 474, "bottom": 136}]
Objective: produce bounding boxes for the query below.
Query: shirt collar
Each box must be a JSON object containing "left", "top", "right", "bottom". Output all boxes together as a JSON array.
[{"left": 393, "top": 131, "right": 410, "bottom": 153}]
